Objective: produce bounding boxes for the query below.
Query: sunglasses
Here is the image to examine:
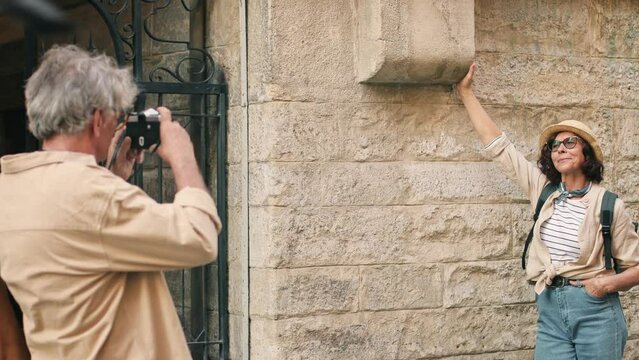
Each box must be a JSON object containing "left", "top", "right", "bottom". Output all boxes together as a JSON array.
[{"left": 547, "top": 136, "right": 583, "bottom": 152}]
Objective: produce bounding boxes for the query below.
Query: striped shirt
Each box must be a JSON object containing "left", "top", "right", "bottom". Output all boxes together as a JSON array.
[{"left": 539, "top": 198, "right": 587, "bottom": 263}]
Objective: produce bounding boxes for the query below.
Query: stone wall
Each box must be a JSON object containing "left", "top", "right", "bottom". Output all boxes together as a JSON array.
[{"left": 214, "top": 0, "right": 639, "bottom": 359}]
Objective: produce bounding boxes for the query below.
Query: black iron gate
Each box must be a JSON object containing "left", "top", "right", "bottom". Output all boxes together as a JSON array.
[{"left": 23, "top": 1, "right": 229, "bottom": 359}]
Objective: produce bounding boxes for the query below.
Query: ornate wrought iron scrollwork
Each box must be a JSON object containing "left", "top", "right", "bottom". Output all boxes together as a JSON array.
[
  {"left": 148, "top": 49, "right": 215, "bottom": 83},
  {"left": 93, "top": 0, "right": 135, "bottom": 60},
  {"left": 142, "top": 0, "right": 216, "bottom": 84}
]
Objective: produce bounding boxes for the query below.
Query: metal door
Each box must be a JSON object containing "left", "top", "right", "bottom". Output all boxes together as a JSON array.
[{"left": 23, "top": 1, "right": 229, "bottom": 358}]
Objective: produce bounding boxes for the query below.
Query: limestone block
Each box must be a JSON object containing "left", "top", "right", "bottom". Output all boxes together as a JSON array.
[
  {"left": 209, "top": 45, "right": 242, "bottom": 107},
  {"left": 474, "top": 53, "right": 639, "bottom": 108},
  {"left": 227, "top": 206, "right": 242, "bottom": 264},
  {"left": 443, "top": 260, "right": 535, "bottom": 308},
  {"left": 322, "top": 162, "right": 523, "bottom": 206},
  {"left": 621, "top": 292, "right": 639, "bottom": 338},
  {"left": 229, "top": 314, "right": 246, "bottom": 360},
  {"left": 227, "top": 164, "right": 243, "bottom": 207},
  {"left": 355, "top": 0, "right": 474, "bottom": 84},
  {"left": 226, "top": 106, "right": 243, "bottom": 165},
  {"left": 207, "top": 0, "right": 239, "bottom": 48},
  {"left": 613, "top": 161, "right": 639, "bottom": 202},
  {"left": 250, "top": 267, "right": 358, "bottom": 319},
  {"left": 247, "top": 0, "right": 356, "bottom": 102},
  {"left": 474, "top": 106, "right": 614, "bottom": 163},
  {"left": 332, "top": 103, "right": 485, "bottom": 162},
  {"left": 360, "top": 264, "right": 443, "bottom": 310},
  {"left": 476, "top": 0, "right": 639, "bottom": 58},
  {"left": 616, "top": 109, "right": 639, "bottom": 161},
  {"left": 626, "top": 339, "right": 639, "bottom": 360},
  {"left": 227, "top": 251, "right": 244, "bottom": 315},
  {"left": 249, "top": 101, "right": 490, "bottom": 163},
  {"left": 476, "top": 0, "right": 590, "bottom": 56},
  {"left": 250, "top": 307, "right": 536, "bottom": 359},
  {"left": 248, "top": 102, "right": 340, "bottom": 162},
  {"left": 249, "top": 204, "right": 513, "bottom": 268},
  {"left": 435, "top": 350, "right": 535, "bottom": 360},
  {"left": 511, "top": 204, "right": 533, "bottom": 258},
  {"left": 249, "top": 162, "right": 323, "bottom": 206},
  {"left": 334, "top": 103, "right": 613, "bottom": 163}
]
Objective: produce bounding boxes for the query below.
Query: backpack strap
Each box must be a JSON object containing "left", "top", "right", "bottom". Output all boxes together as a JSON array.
[
  {"left": 522, "top": 183, "right": 558, "bottom": 269},
  {"left": 601, "top": 191, "right": 621, "bottom": 274}
]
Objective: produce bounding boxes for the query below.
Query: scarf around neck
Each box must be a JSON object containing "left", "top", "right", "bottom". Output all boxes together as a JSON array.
[{"left": 556, "top": 181, "right": 592, "bottom": 203}]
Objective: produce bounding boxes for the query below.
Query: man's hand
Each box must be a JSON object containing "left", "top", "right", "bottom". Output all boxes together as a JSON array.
[
  {"left": 107, "top": 124, "right": 144, "bottom": 180},
  {"left": 153, "top": 107, "right": 206, "bottom": 191}
]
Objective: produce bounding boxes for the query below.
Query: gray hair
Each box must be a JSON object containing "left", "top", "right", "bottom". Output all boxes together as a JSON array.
[{"left": 25, "top": 44, "right": 138, "bottom": 140}]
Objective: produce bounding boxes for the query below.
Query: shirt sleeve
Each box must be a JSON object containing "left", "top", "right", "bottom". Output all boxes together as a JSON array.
[
  {"left": 610, "top": 198, "right": 639, "bottom": 269},
  {"left": 481, "top": 133, "right": 549, "bottom": 206},
  {"left": 98, "top": 179, "right": 221, "bottom": 272}
]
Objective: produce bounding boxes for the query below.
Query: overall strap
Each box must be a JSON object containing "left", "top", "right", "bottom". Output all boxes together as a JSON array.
[
  {"left": 522, "top": 183, "right": 558, "bottom": 269},
  {"left": 601, "top": 191, "right": 621, "bottom": 274}
]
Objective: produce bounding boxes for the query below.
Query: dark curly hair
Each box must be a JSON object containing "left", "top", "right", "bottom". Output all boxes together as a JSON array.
[{"left": 537, "top": 134, "right": 604, "bottom": 184}]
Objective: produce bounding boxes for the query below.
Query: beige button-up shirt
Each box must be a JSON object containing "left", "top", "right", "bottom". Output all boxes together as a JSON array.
[
  {"left": 484, "top": 135, "right": 639, "bottom": 294},
  {"left": 0, "top": 151, "right": 221, "bottom": 359}
]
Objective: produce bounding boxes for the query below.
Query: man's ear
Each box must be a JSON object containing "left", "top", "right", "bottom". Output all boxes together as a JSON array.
[{"left": 90, "top": 109, "right": 103, "bottom": 138}]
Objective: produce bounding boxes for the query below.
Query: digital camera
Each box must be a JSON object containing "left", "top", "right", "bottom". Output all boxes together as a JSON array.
[{"left": 125, "top": 108, "right": 160, "bottom": 149}]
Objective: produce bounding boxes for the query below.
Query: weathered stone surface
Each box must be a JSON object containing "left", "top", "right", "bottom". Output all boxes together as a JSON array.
[
  {"left": 354, "top": 0, "right": 474, "bottom": 84},
  {"left": 248, "top": 101, "right": 619, "bottom": 163},
  {"left": 207, "top": 0, "right": 239, "bottom": 49},
  {"left": 227, "top": 164, "right": 243, "bottom": 207},
  {"left": 249, "top": 162, "right": 323, "bottom": 206},
  {"left": 250, "top": 307, "right": 536, "bottom": 359},
  {"left": 229, "top": 314, "right": 246, "bottom": 360},
  {"left": 625, "top": 339, "right": 639, "bottom": 360},
  {"left": 227, "top": 249, "right": 244, "bottom": 315},
  {"left": 226, "top": 106, "right": 243, "bottom": 165},
  {"left": 511, "top": 204, "right": 534, "bottom": 258},
  {"left": 249, "top": 205, "right": 513, "bottom": 268},
  {"left": 437, "top": 350, "right": 535, "bottom": 360},
  {"left": 248, "top": 102, "right": 339, "bottom": 162},
  {"left": 475, "top": 106, "right": 614, "bottom": 162},
  {"left": 613, "top": 161, "right": 639, "bottom": 203},
  {"left": 474, "top": 53, "right": 639, "bottom": 108},
  {"left": 621, "top": 292, "right": 639, "bottom": 340},
  {"left": 250, "top": 267, "right": 359, "bottom": 318},
  {"left": 321, "top": 162, "right": 523, "bottom": 206},
  {"left": 476, "top": 0, "right": 639, "bottom": 59},
  {"left": 219, "top": 0, "right": 639, "bottom": 358},
  {"left": 247, "top": 0, "right": 355, "bottom": 102},
  {"left": 616, "top": 109, "right": 639, "bottom": 161},
  {"left": 227, "top": 206, "right": 242, "bottom": 264},
  {"left": 360, "top": 264, "right": 443, "bottom": 310},
  {"left": 209, "top": 44, "right": 243, "bottom": 107},
  {"left": 444, "top": 261, "right": 535, "bottom": 308}
]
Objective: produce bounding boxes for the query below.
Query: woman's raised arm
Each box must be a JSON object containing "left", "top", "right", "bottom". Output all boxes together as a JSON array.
[{"left": 457, "top": 63, "right": 502, "bottom": 145}]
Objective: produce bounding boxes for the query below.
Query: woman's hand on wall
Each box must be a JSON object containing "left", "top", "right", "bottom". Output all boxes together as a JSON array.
[{"left": 456, "top": 63, "right": 476, "bottom": 97}]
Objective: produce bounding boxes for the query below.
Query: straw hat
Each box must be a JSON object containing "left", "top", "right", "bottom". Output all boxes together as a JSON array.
[{"left": 538, "top": 120, "right": 604, "bottom": 163}]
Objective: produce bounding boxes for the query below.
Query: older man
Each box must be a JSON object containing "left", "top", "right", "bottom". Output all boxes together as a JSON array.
[{"left": 0, "top": 45, "right": 221, "bottom": 359}]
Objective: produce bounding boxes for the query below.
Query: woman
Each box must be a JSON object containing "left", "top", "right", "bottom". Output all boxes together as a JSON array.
[{"left": 457, "top": 63, "right": 639, "bottom": 359}]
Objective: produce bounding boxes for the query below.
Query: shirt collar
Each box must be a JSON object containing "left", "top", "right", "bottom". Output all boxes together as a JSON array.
[{"left": 0, "top": 151, "right": 97, "bottom": 174}]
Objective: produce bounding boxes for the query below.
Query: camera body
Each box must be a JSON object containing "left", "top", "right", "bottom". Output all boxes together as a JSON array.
[{"left": 125, "top": 108, "right": 160, "bottom": 149}]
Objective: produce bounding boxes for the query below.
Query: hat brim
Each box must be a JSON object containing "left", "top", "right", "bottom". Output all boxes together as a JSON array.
[{"left": 539, "top": 124, "right": 604, "bottom": 163}]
